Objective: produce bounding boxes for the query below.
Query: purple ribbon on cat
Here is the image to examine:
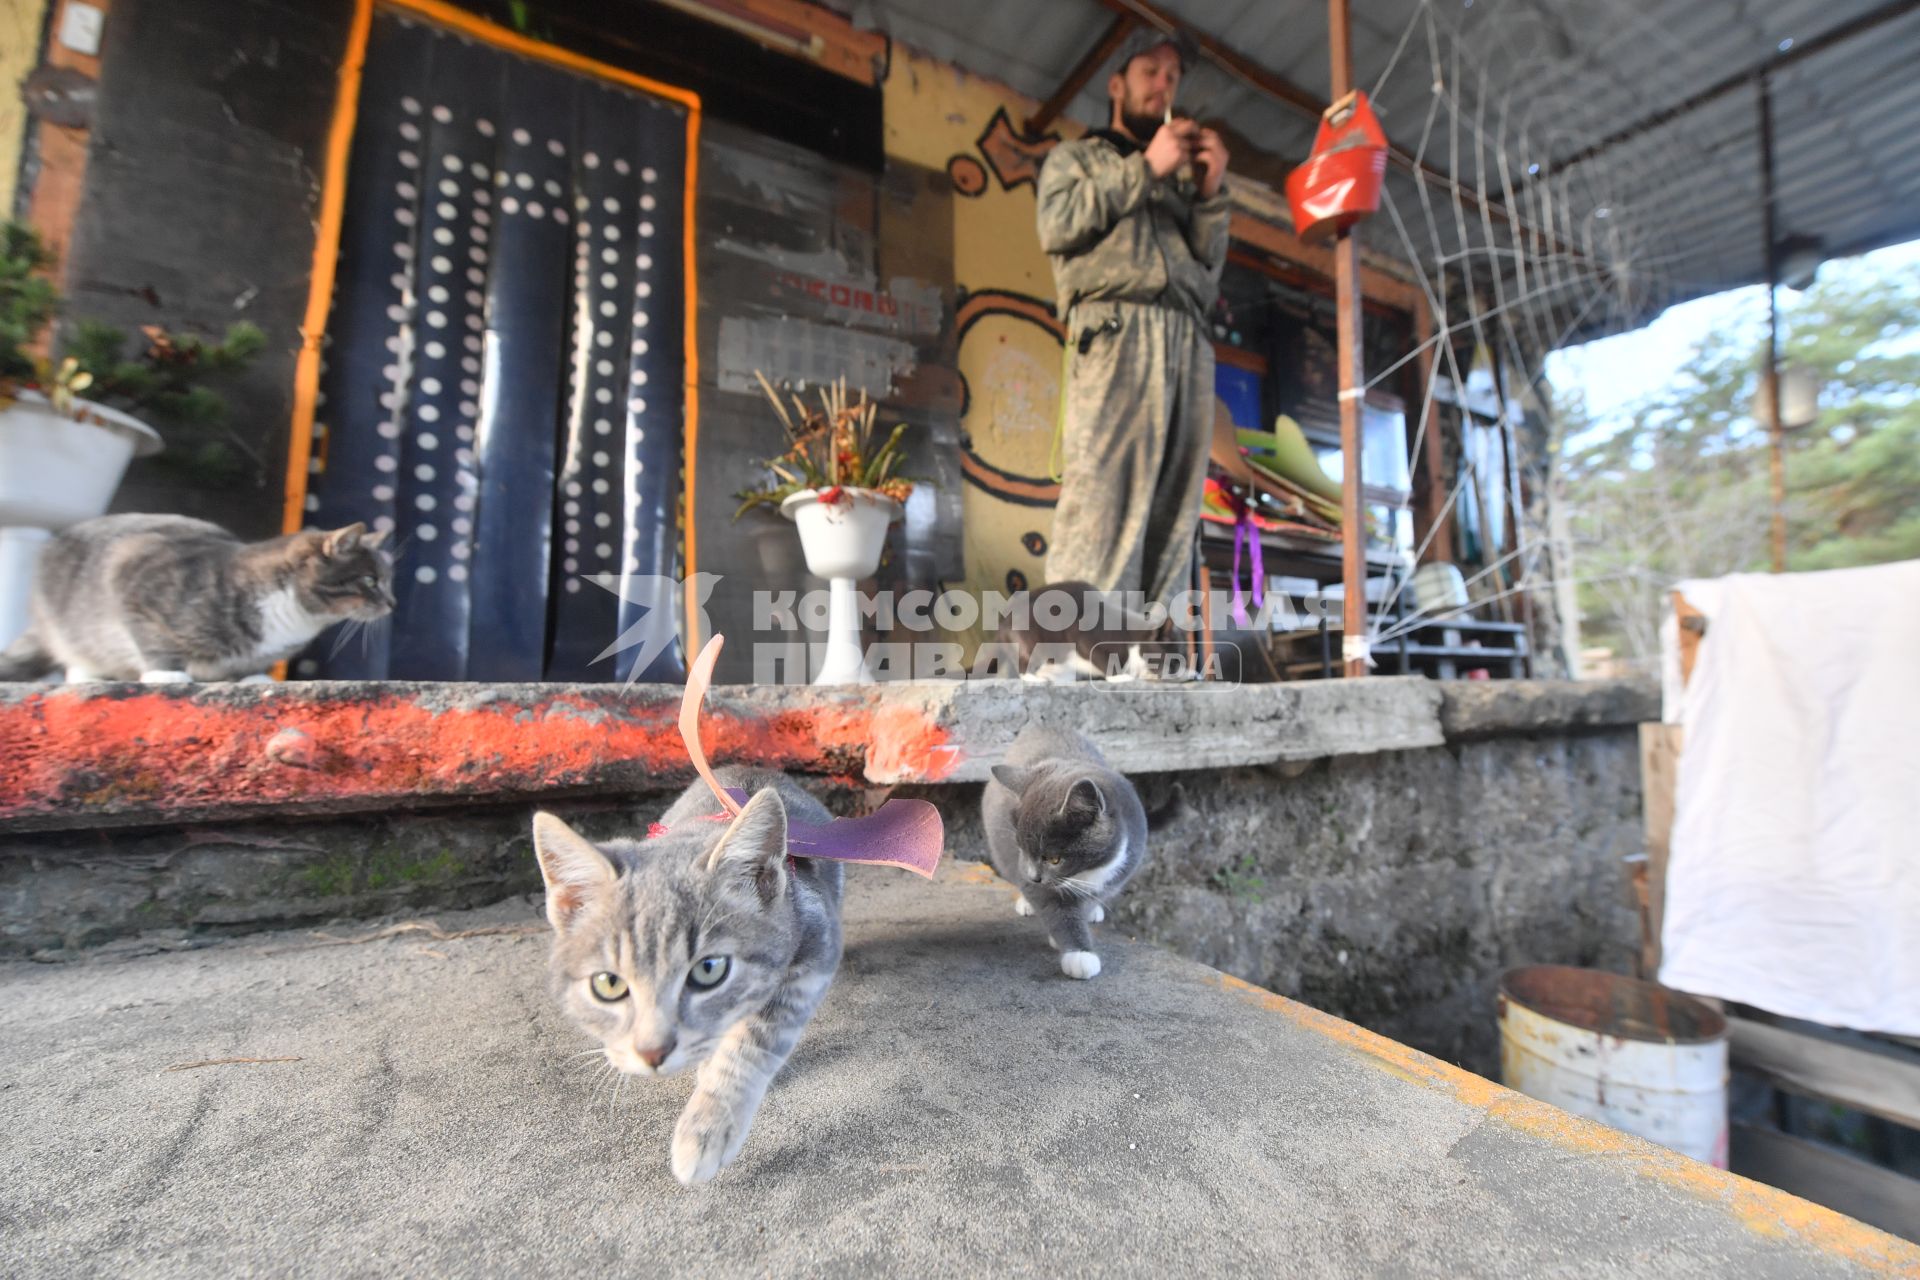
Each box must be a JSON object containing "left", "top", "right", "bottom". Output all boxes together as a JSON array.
[
  {"left": 1229, "top": 492, "right": 1265, "bottom": 628},
  {"left": 667, "top": 634, "right": 945, "bottom": 879}
]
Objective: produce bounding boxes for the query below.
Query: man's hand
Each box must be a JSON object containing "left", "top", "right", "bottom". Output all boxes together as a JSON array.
[
  {"left": 1145, "top": 120, "right": 1194, "bottom": 180},
  {"left": 1194, "top": 128, "right": 1229, "bottom": 199}
]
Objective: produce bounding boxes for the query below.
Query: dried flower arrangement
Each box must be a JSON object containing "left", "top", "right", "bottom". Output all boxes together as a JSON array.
[{"left": 733, "top": 371, "right": 918, "bottom": 517}]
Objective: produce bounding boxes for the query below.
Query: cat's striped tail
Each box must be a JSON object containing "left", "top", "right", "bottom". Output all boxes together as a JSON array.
[{"left": 0, "top": 629, "right": 54, "bottom": 682}]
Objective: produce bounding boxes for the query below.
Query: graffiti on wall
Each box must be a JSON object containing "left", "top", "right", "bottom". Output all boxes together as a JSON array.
[{"left": 885, "top": 54, "right": 1081, "bottom": 625}]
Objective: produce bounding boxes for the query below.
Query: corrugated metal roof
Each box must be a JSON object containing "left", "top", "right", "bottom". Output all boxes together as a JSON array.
[{"left": 851, "top": 0, "right": 1920, "bottom": 342}]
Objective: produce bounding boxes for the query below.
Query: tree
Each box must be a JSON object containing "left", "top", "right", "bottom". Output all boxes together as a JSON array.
[{"left": 1557, "top": 256, "right": 1920, "bottom": 667}]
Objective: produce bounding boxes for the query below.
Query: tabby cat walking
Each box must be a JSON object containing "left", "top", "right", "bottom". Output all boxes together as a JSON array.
[
  {"left": 0, "top": 514, "right": 392, "bottom": 683},
  {"left": 531, "top": 768, "right": 844, "bottom": 1186}
]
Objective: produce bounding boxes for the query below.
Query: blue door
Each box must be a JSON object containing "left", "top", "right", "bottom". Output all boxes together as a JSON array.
[{"left": 300, "top": 11, "right": 689, "bottom": 682}]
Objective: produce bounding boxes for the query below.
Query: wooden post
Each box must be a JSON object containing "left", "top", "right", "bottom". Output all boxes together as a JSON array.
[
  {"left": 1411, "top": 298, "right": 1452, "bottom": 564},
  {"left": 1759, "top": 75, "right": 1787, "bottom": 574},
  {"left": 1329, "top": 0, "right": 1367, "bottom": 676}
]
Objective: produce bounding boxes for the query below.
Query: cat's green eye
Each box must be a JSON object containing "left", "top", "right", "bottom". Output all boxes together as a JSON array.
[
  {"left": 1043, "top": 855, "right": 1063, "bottom": 865},
  {"left": 589, "top": 971, "right": 629, "bottom": 1002},
  {"left": 360, "top": 576, "right": 379, "bottom": 590},
  {"left": 688, "top": 956, "right": 731, "bottom": 989}
]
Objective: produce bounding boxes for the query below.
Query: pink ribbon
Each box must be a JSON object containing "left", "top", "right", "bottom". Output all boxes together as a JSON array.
[{"left": 671, "top": 634, "right": 945, "bottom": 878}]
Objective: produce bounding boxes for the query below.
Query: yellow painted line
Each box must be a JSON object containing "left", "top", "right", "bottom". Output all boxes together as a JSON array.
[
  {"left": 1213, "top": 973, "right": 1920, "bottom": 1274},
  {"left": 934, "top": 859, "right": 1916, "bottom": 1267}
]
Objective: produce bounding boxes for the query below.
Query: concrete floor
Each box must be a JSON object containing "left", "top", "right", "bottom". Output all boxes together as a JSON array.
[{"left": 1, "top": 862, "right": 1912, "bottom": 1278}]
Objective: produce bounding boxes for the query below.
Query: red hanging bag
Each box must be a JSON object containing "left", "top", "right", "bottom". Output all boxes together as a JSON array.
[{"left": 1285, "top": 90, "right": 1389, "bottom": 244}]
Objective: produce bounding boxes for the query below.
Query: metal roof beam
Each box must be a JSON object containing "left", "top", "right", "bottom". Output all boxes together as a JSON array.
[
  {"left": 1548, "top": 0, "right": 1920, "bottom": 177},
  {"left": 1027, "top": 14, "right": 1138, "bottom": 134}
]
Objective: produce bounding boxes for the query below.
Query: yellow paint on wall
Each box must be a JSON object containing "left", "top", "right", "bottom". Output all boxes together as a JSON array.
[
  {"left": 883, "top": 45, "right": 1096, "bottom": 609},
  {"left": 0, "top": 0, "right": 53, "bottom": 217}
]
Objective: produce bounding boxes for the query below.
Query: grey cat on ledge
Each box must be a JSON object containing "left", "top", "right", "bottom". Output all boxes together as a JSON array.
[{"left": 0, "top": 513, "right": 393, "bottom": 684}]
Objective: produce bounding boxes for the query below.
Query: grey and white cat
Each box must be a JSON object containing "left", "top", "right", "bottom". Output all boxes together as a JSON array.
[
  {"left": 531, "top": 767, "right": 844, "bottom": 1187},
  {"left": 0, "top": 514, "right": 393, "bottom": 683},
  {"left": 984, "top": 725, "right": 1180, "bottom": 979}
]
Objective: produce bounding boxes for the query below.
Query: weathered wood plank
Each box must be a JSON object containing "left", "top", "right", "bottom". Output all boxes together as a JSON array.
[
  {"left": 1640, "top": 722, "right": 1684, "bottom": 975},
  {"left": 1730, "top": 1016, "right": 1920, "bottom": 1131}
]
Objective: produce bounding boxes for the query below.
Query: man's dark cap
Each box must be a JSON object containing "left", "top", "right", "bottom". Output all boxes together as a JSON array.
[{"left": 1111, "top": 27, "right": 1198, "bottom": 77}]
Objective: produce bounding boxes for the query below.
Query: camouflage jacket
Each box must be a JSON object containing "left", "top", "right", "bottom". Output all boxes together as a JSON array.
[{"left": 1035, "top": 129, "right": 1232, "bottom": 324}]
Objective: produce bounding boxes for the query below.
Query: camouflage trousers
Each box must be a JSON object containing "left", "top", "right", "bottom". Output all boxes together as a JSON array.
[{"left": 1046, "top": 300, "right": 1212, "bottom": 610}]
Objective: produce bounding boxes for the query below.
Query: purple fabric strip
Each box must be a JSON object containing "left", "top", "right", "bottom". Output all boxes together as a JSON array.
[
  {"left": 722, "top": 788, "right": 943, "bottom": 879},
  {"left": 1230, "top": 498, "right": 1264, "bottom": 626}
]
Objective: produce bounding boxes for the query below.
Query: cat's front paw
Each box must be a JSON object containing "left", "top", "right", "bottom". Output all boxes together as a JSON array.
[
  {"left": 140, "top": 670, "right": 192, "bottom": 684},
  {"left": 671, "top": 1095, "right": 746, "bottom": 1187},
  {"left": 1060, "top": 950, "right": 1102, "bottom": 979},
  {"left": 1084, "top": 902, "right": 1106, "bottom": 923},
  {"left": 237, "top": 673, "right": 276, "bottom": 685},
  {"left": 1013, "top": 895, "right": 1034, "bottom": 917}
]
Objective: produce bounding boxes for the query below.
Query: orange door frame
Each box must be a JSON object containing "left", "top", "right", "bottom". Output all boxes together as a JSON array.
[{"left": 282, "top": 0, "right": 706, "bottom": 653}]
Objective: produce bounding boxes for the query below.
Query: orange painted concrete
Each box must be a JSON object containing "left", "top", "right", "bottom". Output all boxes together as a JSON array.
[{"left": 0, "top": 685, "right": 954, "bottom": 830}]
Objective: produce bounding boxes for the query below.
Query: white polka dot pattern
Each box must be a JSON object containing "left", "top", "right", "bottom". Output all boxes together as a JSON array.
[{"left": 304, "top": 19, "right": 684, "bottom": 681}]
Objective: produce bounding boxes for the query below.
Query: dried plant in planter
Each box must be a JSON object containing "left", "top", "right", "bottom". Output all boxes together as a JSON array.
[{"left": 733, "top": 372, "right": 919, "bottom": 517}]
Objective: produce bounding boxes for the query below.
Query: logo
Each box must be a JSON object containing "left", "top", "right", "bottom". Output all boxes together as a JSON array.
[
  {"left": 581, "top": 571, "right": 719, "bottom": 684},
  {"left": 574, "top": 574, "right": 1327, "bottom": 688}
]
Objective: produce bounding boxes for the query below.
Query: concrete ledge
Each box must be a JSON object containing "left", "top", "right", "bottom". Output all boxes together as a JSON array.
[
  {"left": 0, "top": 675, "right": 1660, "bottom": 832},
  {"left": 1439, "top": 677, "right": 1659, "bottom": 739},
  {"left": 1, "top": 865, "right": 1910, "bottom": 1275}
]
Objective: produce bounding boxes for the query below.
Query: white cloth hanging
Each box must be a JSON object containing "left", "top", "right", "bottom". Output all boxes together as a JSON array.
[{"left": 1660, "top": 561, "right": 1920, "bottom": 1034}]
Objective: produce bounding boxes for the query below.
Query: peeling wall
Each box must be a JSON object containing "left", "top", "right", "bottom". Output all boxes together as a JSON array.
[
  {"left": 0, "top": 0, "right": 51, "bottom": 217},
  {"left": 692, "top": 120, "right": 963, "bottom": 682},
  {"left": 882, "top": 47, "right": 1080, "bottom": 618},
  {"left": 61, "top": 0, "right": 355, "bottom": 538}
]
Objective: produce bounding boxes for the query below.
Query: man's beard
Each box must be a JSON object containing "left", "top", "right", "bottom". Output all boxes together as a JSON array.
[{"left": 1120, "top": 111, "right": 1163, "bottom": 143}]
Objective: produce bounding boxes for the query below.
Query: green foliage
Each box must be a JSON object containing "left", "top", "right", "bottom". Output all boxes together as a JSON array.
[
  {"left": 64, "top": 319, "right": 267, "bottom": 428},
  {"left": 1207, "top": 852, "right": 1266, "bottom": 902},
  {"left": 0, "top": 220, "right": 264, "bottom": 431},
  {"left": 1559, "top": 257, "right": 1920, "bottom": 664},
  {"left": 0, "top": 223, "right": 58, "bottom": 384}
]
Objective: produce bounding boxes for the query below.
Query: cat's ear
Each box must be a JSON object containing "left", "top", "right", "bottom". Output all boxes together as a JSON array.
[
  {"left": 532, "top": 811, "right": 618, "bottom": 930},
  {"left": 706, "top": 786, "right": 788, "bottom": 905},
  {"left": 991, "top": 764, "right": 1037, "bottom": 796},
  {"left": 360, "top": 527, "right": 390, "bottom": 551},
  {"left": 322, "top": 523, "right": 368, "bottom": 558},
  {"left": 1063, "top": 778, "right": 1107, "bottom": 818}
]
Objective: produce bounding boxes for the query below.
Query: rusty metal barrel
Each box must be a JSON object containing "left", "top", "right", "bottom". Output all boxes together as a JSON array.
[{"left": 1498, "top": 964, "right": 1729, "bottom": 1167}]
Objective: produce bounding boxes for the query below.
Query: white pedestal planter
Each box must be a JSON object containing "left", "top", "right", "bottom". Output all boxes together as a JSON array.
[
  {"left": 0, "top": 392, "right": 163, "bottom": 648},
  {"left": 780, "top": 487, "right": 901, "bottom": 685}
]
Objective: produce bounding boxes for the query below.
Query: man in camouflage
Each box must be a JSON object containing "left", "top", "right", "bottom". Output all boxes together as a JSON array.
[{"left": 1036, "top": 32, "right": 1231, "bottom": 613}]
